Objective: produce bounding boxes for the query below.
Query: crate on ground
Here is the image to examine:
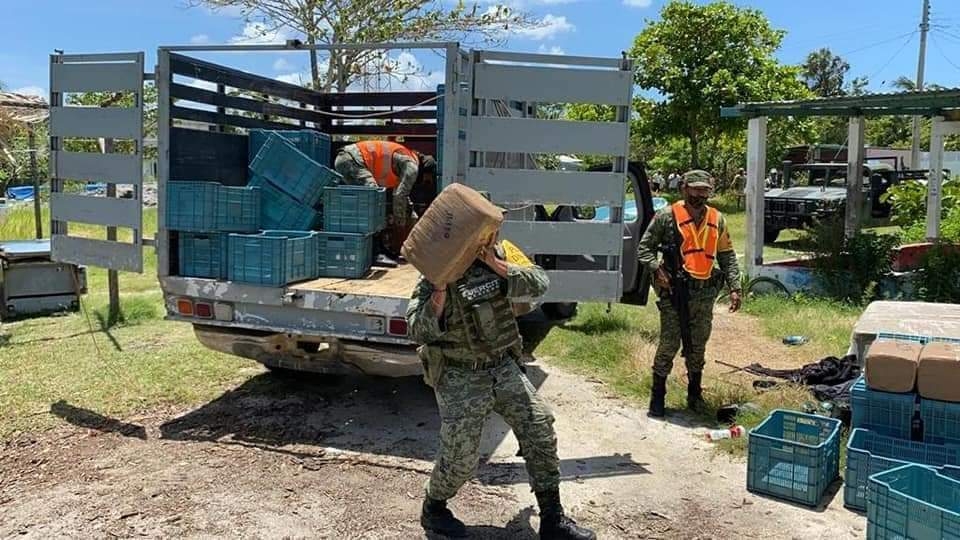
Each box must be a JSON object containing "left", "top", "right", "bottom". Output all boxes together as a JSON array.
[
  {"left": 166, "top": 181, "right": 260, "bottom": 232},
  {"left": 747, "top": 409, "right": 842, "bottom": 507},
  {"left": 922, "top": 397, "right": 960, "bottom": 446},
  {"left": 867, "top": 464, "right": 960, "bottom": 540},
  {"left": 178, "top": 232, "right": 228, "bottom": 279},
  {"left": 317, "top": 232, "right": 374, "bottom": 278},
  {"left": 322, "top": 186, "right": 387, "bottom": 234},
  {"left": 227, "top": 230, "right": 319, "bottom": 287},
  {"left": 844, "top": 428, "right": 960, "bottom": 512},
  {"left": 249, "top": 129, "right": 332, "bottom": 167},
  {"left": 851, "top": 376, "right": 917, "bottom": 440},
  {"left": 249, "top": 175, "right": 321, "bottom": 231},
  {"left": 249, "top": 133, "right": 341, "bottom": 207}
]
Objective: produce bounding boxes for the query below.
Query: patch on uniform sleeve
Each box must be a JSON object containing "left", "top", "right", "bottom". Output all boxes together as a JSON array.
[
  {"left": 718, "top": 229, "right": 734, "bottom": 252},
  {"left": 500, "top": 239, "right": 534, "bottom": 267}
]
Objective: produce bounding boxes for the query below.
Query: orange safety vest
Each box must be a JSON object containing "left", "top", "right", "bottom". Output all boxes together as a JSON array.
[
  {"left": 672, "top": 201, "right": 721, "bottom": 281},
  {"left": 355, "top": 141, "right": 418, "bottom": 189}
]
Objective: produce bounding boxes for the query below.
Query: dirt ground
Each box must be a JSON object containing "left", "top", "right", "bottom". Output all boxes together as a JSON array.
[{"left": 0, "top": 311, "right": 866, "bottom": 539}]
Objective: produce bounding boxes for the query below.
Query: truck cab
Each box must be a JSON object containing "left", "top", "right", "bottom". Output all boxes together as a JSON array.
[{"left": 47, "top": 43, "right": 653, "bottom": 376}]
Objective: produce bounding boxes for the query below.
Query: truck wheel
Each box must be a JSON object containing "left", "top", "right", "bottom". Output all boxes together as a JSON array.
[
  {"left": 541, "top": 302, "right": 578, "bottom": 321},
  {"left": 763, "top": 228, "right": 781, "bottom": 244}
]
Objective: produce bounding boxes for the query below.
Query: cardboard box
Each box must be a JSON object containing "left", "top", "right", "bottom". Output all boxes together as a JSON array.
[
  {"left": 401, "top": 183, "right": 504, "bottom": 286},
  {"left": 865, "top": 340, "right": 922, "bottom": 393},
  {"left": 917, "top": 342, "right": 960, "bottom": 402}
]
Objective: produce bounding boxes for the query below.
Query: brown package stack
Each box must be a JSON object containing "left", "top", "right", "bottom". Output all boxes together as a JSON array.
[
  {"left": 917, "top": 342, "right": 960, "bottom": 402},
  {"left": 865, "top": 340, "right": 922, "bottom": 393},
  {"left": 401, "top": 183, "right": 504, "bottom": 286}
]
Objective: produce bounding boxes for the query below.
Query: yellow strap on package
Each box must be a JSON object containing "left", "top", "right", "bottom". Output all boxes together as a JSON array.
[{"left": 500, "top": 239, "right": 534, "bottom": 267}]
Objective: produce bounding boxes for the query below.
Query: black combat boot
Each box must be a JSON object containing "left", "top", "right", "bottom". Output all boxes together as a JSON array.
[
  {"left": 420, "top": 496, "right": 467, "bottom": 538},
  {"left": 687, "top": 371, "right": 708, "bottom": 412},
  {"left": 648, "top": 374, "right": 667, "bottom": 418},
  {"left": 535, "top": 489, "right": 596, "bottom": 540}
]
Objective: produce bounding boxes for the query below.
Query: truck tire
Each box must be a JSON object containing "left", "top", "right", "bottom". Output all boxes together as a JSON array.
[
  {"left": 764, "top": 227, "right": 781, "bottom": 244},
  {"left": 541, "top": 302, "right": 578, "bottom": 321}
]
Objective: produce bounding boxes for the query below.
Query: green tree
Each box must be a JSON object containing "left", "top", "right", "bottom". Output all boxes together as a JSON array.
[
  {"left": 802, "top": 48, "right": 849, "bottom": 97},
  {"left": 629, "top": 1, "right": 811, "bottom": 168},
  {"left": 192, "top": 0, "right": 541, "bottom": 92}
]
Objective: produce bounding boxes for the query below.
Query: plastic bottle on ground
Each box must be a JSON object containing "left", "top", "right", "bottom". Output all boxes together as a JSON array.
[{"left": 705, "top": 425, "right": 746, "bottom": 442}]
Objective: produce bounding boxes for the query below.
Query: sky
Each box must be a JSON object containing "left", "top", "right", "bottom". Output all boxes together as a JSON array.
[{"left": 2, "top": 0, "right": 960, "bottom": 99}]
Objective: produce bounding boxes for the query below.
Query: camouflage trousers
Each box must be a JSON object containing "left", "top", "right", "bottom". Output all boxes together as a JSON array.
[
  {"left": 652, "top": 289, "right": 717, "bottom": 378},
  {"left": 333, "top": 150, "right": 375, "bottom": 186},
  {"left": 426, "top": 360, "right": 560, "bottom": 501}
]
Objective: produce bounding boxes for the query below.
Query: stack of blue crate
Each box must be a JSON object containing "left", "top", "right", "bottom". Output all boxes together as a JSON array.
[
  {"left": 317, "top": 185, "right": 386, "bottom": 278},
  {"left": 843, "top": 333, "right": 960, "bottom": 526},
  {"left": 167, "top": 181, "right": 261, "bottom": 280}
]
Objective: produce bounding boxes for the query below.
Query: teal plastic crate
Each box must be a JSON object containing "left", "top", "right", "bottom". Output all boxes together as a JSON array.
[
  {"left": 868, "top": 464, "right": 960, "bottom": 540},
  {"left": 249, "top": 133, "right": 341, "bottom": 207},
  {"left": 922, "top": 397, "right": 960, "bottom": 446},
  {"left": 322, "top": 186, "right": 386, "bottom": 234},
  {"left": 178, "top": 232, "right": 227, "bottom": 279},
  {"left": 845, "top": 428, "right": 960, "bottom": 512},
  {"left": 747, "top": 410, "right": 842, "bottom": 507},
  {"left": 851, "top": 376, "right": 917, "bottom": 440},
  {"left": 227, "top": 230, "right": 319, "bottom": 287},
  {"left": 249, "top": 175, "right": 320, "bottom": 231},
  {"left": 317, "top": 232, "right": 373, "bottom": 278},
  {"left": 166, "top": 181, "right": 260, "bottom": 232},
  {"left": 249, "top": 129, "right": 331, "bottom": 167}
]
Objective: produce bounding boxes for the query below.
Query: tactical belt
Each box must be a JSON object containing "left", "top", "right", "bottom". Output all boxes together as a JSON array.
[{"left": 439, "top": 348, "right": 515, "bottom": 371}]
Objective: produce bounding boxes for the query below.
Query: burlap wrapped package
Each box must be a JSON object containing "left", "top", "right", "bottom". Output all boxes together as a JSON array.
[
  {"left": 917, "top": 342, "right": 960, "bottom": 402},
  {"left": 865, "top": 340, "right": 922, "bottom": 393},
  {"left": 401, "top": 183, "right": 504, "bottom": 286}
]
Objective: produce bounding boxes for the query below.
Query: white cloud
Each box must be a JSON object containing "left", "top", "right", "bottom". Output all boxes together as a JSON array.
[
  {"left": 537, "top": 44, "right": 565, "bottom": 55},
  {"left": 230, "top": 22, "right": 289, "bottom": 45},
  {"left": 12, "top": 86, "right": 45, "bottom": 98},
  {"left": 512, "top": 14, "right": 574, "bottom": 40},
  {"left": 623, "top": 0, "right": 653, "bottom": 7},
  {"left": 273, "top": 58, "right": 295, "bottom": 71},
  {"left": 190, "top": 34, "right": 210, "bottom": 44}
]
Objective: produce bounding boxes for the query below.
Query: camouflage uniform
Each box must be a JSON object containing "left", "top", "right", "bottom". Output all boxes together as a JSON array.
[
  {"left": 334, "top": 144, "right": 420, "bottom": 219},
  {"left": 636, "top": 204, "right": 740, "bottom": 378},
  {"left": 406, "top": 249, "right": 558, "bottom": 500}
]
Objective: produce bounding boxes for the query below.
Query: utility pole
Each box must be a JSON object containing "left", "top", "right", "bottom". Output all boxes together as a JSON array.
[{"left": 910, "top": 0, "right": 930, "bottom": 169}]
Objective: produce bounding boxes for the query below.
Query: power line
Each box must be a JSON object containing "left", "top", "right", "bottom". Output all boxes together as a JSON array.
[
  {"left": 841, "top": 31, "right": 920, "bottom": 56},
  {"left": 930, "top": 35, "right": 960, "bottom": 74},
  {"left": 865, "top": 32, "right": 917, "bottom": 84}
]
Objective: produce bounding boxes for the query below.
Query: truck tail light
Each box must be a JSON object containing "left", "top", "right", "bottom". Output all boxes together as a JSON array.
[
  {"left": 194, "top": 302, "right": 213, "bottom": 319},
  {"left": 388, "top": 317, "right": 408, "bottom": 336},
  {"left": 176, "top": 298, "right": 194, "bottom": 316}
]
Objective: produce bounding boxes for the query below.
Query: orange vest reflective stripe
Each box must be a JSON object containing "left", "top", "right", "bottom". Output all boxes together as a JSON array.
[
  {"left": 671, "top": 201, "right": 720, "bottom": 281},
  {"left": 355, "top": 141, "right": 417, "bottom": 189}
]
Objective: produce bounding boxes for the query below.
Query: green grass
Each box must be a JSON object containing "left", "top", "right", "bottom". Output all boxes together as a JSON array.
[{"left": 742, "top": 294, "right": 861, "bottom": 358}]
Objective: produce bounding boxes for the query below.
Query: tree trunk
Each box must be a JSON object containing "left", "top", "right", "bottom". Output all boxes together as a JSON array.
[
  {"left": 308, "top": 35, "right": 320, "bottom": 89},
  {"left": 689, "top": 129, "right": 700, "bottom": 169}
]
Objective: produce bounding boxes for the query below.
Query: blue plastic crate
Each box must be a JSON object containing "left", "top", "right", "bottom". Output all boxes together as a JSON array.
[
  {"left": 747, "top": 410, "right": 842, "bottom": 507},
  {"left": 166, "top": 181, "right": 260, "bottom": 232},
  {"left": 851, "top": 376, "right": 917, "bottom": 440},
  {"left": 249, "top": 129, "right": 332, "bottom": 167},
  {"left": 249, "top": 133, "right": 341, "bottom": 207},
  {"left": 845, "top": 428, "right": 960, "bottom": 512},
  {"left": 317, "top": 232, "right": 373, "bottom": 278},
  {"left": 876, "top": 332, "right": 960, "bottom": 346},
  {"left": 922, "top": 398, "right": 960, "bottom": 446},
  {"left": 868, "top": 464, "right": 960, "bottom": 540},
  {"left": 178, "top": 232, "right": 228, "bottom": 279},
  {"left": 227, "top": 230, "right": 319, "bottom": 287},
  {"left": 249, "top": 175, "right": 321, "bottom": 231},
  {"left": 322, "top": 186, "right": 387, "bottom": 234}
]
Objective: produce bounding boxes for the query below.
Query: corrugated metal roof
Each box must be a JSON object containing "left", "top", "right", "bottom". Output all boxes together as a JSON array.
[{"left": 721, "top": 88, "right": 960, "bottom": 119}]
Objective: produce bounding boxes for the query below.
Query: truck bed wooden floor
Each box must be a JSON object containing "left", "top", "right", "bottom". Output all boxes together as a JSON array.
[{"left": 294, "top": 263, "right": 422, "bottom": 299}]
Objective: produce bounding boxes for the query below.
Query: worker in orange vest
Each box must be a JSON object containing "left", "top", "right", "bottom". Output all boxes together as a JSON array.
[{"left": 636, "top": 170, "right": 742, "bottom": 418}]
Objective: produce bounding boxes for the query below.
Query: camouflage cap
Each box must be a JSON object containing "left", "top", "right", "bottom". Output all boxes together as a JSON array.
[{"left": 682, "top": 169, "right": 714, "bottom": 189}]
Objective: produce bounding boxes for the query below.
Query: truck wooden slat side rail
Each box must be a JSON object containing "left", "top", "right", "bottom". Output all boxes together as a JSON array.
[{"left": 48, "top": 43, "right": 654, "bottom": 376}]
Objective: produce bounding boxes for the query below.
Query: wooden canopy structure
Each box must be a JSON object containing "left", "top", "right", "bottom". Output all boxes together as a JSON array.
[
  {"left": 0, "top": 92, "right": 49, "bottom": 239},
  {"left": 720, "top": 89, "right": 960, "bottom": 278}
]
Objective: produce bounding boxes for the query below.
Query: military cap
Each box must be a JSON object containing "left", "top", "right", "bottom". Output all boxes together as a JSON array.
[{"left": 682, "top": 169, "right": 714, "bottom": 188}]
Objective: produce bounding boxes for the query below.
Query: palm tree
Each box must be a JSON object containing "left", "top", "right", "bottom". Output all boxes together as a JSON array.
[{"left": 890, "top": 75, "right": 946, "bottom": 92}]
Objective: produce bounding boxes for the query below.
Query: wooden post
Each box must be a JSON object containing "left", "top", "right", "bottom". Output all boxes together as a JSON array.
[
  {"left": 845, "top": 116, "right": 865, "bottom": 238},
  {"left": 28, "top": 124, "right": 42, "bottom": 239},
  {"left": 102, "top": 137, "right": 120, "bottom": 323},
  {"left": 745, "top": 116, "right": 768, "bottom": 279}
]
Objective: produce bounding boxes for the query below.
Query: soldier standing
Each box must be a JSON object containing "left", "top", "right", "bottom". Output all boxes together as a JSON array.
[
  {"left": 407, "top": 236, "right": 595, "bottom": 540},
  {"left": 636, "top": 170, "right": 742, "bottom": 418}
]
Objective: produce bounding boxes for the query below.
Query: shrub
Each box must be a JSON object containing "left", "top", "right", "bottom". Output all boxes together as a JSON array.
[{"left": 914, "top": 242, "right": 960, "bottom": 303}]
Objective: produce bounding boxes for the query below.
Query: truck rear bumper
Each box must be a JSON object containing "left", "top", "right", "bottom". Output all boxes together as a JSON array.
[{"left": 193, "top": 324, "right": 422, "bottom": 378}]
